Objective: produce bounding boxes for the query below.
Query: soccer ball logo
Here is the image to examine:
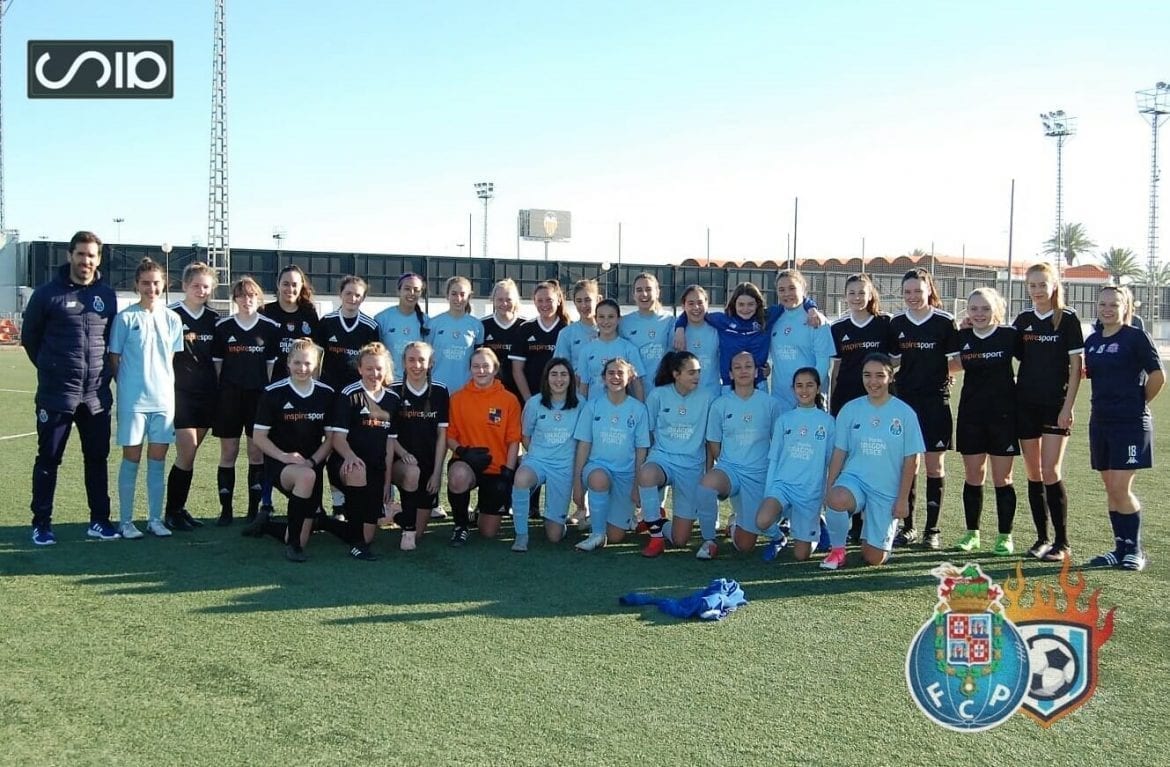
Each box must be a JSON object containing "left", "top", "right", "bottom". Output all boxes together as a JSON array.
[{"left": 1027, "top": 635, "right": 1079, "bottom": 700}]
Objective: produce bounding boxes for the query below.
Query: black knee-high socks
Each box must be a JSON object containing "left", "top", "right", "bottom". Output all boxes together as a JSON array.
[
  {"left": 1027, "top": 480, "right": 1048, "bottom": 541},
  {"left": 166, "top": 466, "right": 194, "bottom": 515},
  {"left": 962, "top": 483, "right": 983, "bottom": 530},
  {"left": 1045, "top": 481, "right": 1068, "bottom": 547},
  {"left": 904, "top": 478, "right": 917, "bottom": 529},
  {"left": 217, "top": 466, "right": 235, "bottom": 512},
  {"left": 246, "top": 463, "right": 263, "bottom": 516},
  {"left": 924, "top": 476, "right": 944, "bottom": 532},
  {"left": 286, "top": 494, "right": 315, "bottom": 550},
  {"left": 995, "top": 485, "right": 1016, "bottom": 535},
  {"left": 448, "top": 488, "right": 471, "bottom": 527}
]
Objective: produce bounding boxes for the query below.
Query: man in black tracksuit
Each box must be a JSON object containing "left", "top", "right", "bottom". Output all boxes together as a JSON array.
[{"left": 23, "top": 231, "right": 120, "bottom": 544}]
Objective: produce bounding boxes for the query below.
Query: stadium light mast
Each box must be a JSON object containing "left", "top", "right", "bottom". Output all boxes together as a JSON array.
[
  {"left": 207, "top": 0, "right": 230, "bottom": 296},
  {"left": 1041, "top": 110, "right": 1075, "bottom": 279},
  {"left": 475, "top": 182, "right": 494, "bottom": 258},
  {"left": 1137, "top": 82, "right": 1170, "bottom": 323}
]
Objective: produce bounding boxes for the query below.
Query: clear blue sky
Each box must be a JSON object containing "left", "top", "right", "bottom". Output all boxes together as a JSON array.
[{"left": 4, "top": 0, "right": 1169, "bottom": 267}]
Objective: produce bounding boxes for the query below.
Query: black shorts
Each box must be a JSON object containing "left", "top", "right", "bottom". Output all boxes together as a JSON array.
[
  {"left": 448, "top": 457, "right": 511, "bottom": 515},
  {"left": 326, "top": 454, "right": 387, "bottom": 521},
  {"left": 1089, "top": 419, "right": 1152, "bottom": 471},
  {"left": 393, "top": 461, "right": 439, "bottom": 510},
  {"left": 174, "top": 389, "right": 216, "bottom": 430},
  {"left": 956, "top": 410, "right": 1019, "bottom": 457},
  {"left": 212, "top": 385, "right": 261, "bottom": 439},
  {"left": 1016, "top": 402, "right": 1069, "bottom": 439},
  {"left": 904, "top": 395, "right": 953, "bottom": 453},
  {"left": 264, "top": 458, "right": 324, "bottom": 498}
]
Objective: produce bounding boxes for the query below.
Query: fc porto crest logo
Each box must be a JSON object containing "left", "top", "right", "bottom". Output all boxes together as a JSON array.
[
  {"left": 488, "top": 407, "right": 502, "bottom": 424},
  {"left": 906, "top": 563, "right": 1030, "bottom": 731},
  {"left": 92, "top": 295, "right": 105, "bottom": 312},
  {"left": 890, "top": 418, "right": 903, "bottom": 436},
  {"left": 907, "top": 561, "right": 1115, "bottom": 732}
]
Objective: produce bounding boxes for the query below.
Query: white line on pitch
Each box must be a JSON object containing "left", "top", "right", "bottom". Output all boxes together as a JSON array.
[
  {"left": 0, "top": 432, "right": 35, "bottom": 441},
  {"left": 0, "top": 388, "right": 33, "bottom": 394}
]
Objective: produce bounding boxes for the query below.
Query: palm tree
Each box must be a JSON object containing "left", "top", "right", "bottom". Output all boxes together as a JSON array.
[
  {"left": 906, "top": 248, "right": 929, "bottom": 260},
  {"left": 1144, "top": 262, "right": 1170, "bottom": 288},
  {"left": 1043, "top": 223, "right": 1096, "bottom": 266},
  {"left": 1097, "top": 247, "right": 1144, "bottom": 284}
]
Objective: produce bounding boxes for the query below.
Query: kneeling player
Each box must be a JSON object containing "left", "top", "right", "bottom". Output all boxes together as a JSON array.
[
  {"left": 755, "top": 368, "right": 835, "bottom": 561},
  {"left": 821, "top": 354, "right": 924, "bottom": 568},
  {"left": 247, "top": 340, "right": 334, "bottom": 562}
]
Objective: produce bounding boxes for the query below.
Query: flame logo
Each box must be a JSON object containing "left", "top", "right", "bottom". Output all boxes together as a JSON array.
[{"left": 1001, "top": 560, "right": 1116, "bottom": 727}]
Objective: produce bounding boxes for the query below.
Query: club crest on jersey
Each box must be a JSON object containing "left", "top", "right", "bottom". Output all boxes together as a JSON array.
[
  {"left": 302, "top": 321, "right": 312, "bottom": 334},
  {"left": 38, "top": 408, "right": 48, "bottom": 423},
  {"left": 627, "top": 415, "right": 637, "bottom": 428},
  {"left": 814, "top": 425, "right": 827, "bottom": 440},
  {"left": 93, "top": 296, "right": 105, "bottom": 312},
  {"left": 488, "top": 407, "right": 502, "bottom": 424},
  {"left": 890, "top": 418, "right": 903, "bottom": 436},
  {"left": 1002, "top": 560, "right": 1115, "bottom": 728},
  {"left": 906, "top": 563, "right": 1029, "bottom": 732}
]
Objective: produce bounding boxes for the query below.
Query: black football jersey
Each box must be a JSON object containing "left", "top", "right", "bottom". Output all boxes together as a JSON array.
[
  {"left": 262, "top": 302, "right": 320, "bottom": 382},
  {"left": 511, "top": 317, "right": 566, "bottom": 398},
  {"left": 1012, "top": 308, "right": 1084, "bottom": 405},
  {"left": 169, "top": 301, "right": 219, "bottom": 395},
  {"left": 313, "top": 311, "right": 381, "bottom": 390},
  {"left": 212, "top": 314, "right": 281, "bottom": 390},
  {"left": 328, "top": 381, "right": 395, "bottom": 469},
  {"left": 956, "top": 326, "right": 1016, "bottom": 414},
  {"left": 888, "top": 309, "right": 960, "bottom": 399},
  {"left": 254, "top": 378, "right": 334, "bottom": 457},
  {"left": 830, "top": 313, "right": 893, "bottom": 414}
]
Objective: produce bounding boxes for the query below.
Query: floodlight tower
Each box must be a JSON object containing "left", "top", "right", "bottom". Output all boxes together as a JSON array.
[
  {"left": 1041, "top": 110, "right": 1076, "bottom": 278},
  {"left": 1138, "top": 82, "right": 1170, "bottom": 322},
  {"left": 475, "top": 181, "right": 494, "bottom": 258},
  {"left": 207, "top": 0, "right": 230, "bottom": 293}
]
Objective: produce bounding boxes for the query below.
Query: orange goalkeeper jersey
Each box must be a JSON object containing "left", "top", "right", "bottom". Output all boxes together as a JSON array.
[{"left": 448, "top": 378, "right": 522, "bottom": 474}]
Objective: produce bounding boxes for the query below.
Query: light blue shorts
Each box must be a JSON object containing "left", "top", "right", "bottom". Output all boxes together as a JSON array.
[
  {"left": 645, "top": 449, "right": 703, "bottom": 519},
  {"left": 117, "top": 410, "right": 174, "bottom": 447},
  {"left": 762, "top": 484, "right": 822, "bottom": 542},
  {"left": 831, "top": 472, "right": 898, "bottom": 551},
  {"left": 519, "top": 455, "right": 573, "bottom": 526},
  {"left": 582, "top": 461, "right": 635, "bottom": 531},
  {"left": 710, "top": 463, "right": 766, "bottom": 528}
]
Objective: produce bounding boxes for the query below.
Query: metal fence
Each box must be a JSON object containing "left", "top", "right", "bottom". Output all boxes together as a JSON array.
[{"left": 21, "top": 240, "right": 1151, "bottom": 322}]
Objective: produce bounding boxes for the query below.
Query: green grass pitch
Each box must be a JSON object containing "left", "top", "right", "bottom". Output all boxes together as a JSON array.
[{"left": 0, "top": 347, "right": 1165, "bottom": 766}]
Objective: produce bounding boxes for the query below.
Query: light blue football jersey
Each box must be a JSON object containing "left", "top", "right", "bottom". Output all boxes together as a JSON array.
[{"left": 834, "top": 395, "right": 926, "bottom": 498}]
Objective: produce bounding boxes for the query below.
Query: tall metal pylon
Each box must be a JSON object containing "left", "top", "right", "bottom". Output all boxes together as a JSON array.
[
  {"left": 1041, "top": 110, "right": 1075, "bottom": 278},
  {"left": 207, "top": 0, "right": 230, "bottom": 292},
  {"left": 1138, "top": 82, "right": 1169, "bottom": 323}
]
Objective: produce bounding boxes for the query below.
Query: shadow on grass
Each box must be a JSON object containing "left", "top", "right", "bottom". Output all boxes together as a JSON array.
[{"left": 0, "top": 519, "right": 1073, "bottom": 625}]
